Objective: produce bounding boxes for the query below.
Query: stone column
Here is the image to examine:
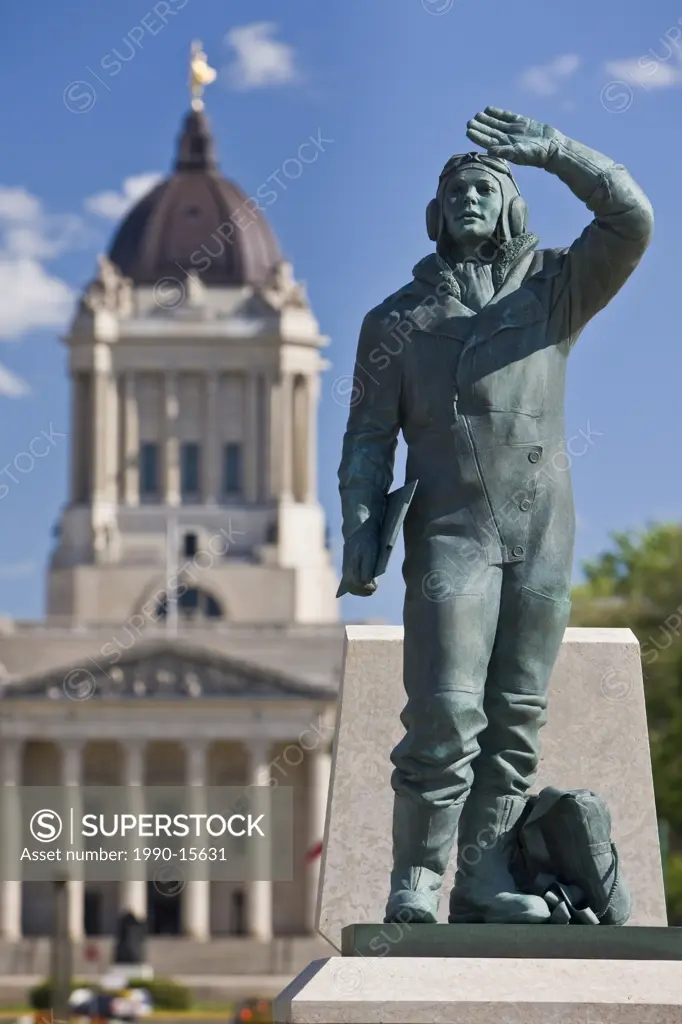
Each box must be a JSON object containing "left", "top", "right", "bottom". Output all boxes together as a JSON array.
[
  {"left": 280, "top": 374, "right": 294, "bottom": 501},
  {"left": 120, "top": 742, "right": 147, "bottom": 921},
  {"left": 245, "top": 374, "right": 259, "bottom": 504},
  {"left": 123, "top": 372, "right": 140, "bottom": 506},
  {"left": 61, "top": 742, "right": 85, "bottom": 942},
  {"left": 269, "top": 374, "right": 294, "bottom": 502},
  {"left": 203, "top": 373, "right": 219, "bottom": 504},
  {"left": 91, "top": 346, "right": 111, "bottom": 504},
  {"left": 183, "top": 743, "right": 210, "bottom": 941},
  {"left": 305, "top": 745, "right": 332, "bottom": 933},
  {"left": 245, "top": 741, "right": 272, "bottom": 941},
  {"left": 90, "top": 345, "right": 119, "bottom": 504},
  {"left": 70, "top": 373, "right": 86, "bottom": 503},
  {"left": 262, "top": 374, "right": 273, "bottom": 502},
  {"left": 163, "top": 373, "right": 180, "bottom": 506},
  {"left": 292, "top": 376, "right": 310, "bottom": 504},
  {"left": 306, "top": 375, "right": 320, "bottom": 504},
  {"left": 268, "top": 376, "right": 282, "bottom": 500},
  {"left": 1, "top": 740, "right": 23, "bottom": 941}
]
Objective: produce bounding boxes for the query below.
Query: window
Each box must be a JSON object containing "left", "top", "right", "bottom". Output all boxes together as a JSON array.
[
  {"left": 140, "top": 443, "right": 159, "bottom": 499},
  {"left": 183, "top": 532, "right": 198, "bottom": 558},
  {"left": 222, "top": 443, "right": 242, "bottom": 498},
  {"left": 180, "top": 442, "right": 201, "bottom": 501},
  {"left": 156, "top": 587, "right": 223, "bottom": 621}
]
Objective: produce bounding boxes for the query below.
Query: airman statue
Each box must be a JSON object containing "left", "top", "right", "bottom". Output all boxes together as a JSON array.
[{"left": 337, "top": 108, "right": 653, "bottom": 924}]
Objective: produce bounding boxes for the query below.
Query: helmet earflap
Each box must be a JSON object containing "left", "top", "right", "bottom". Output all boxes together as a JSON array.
[
  {"left": 508, "top": 195, "right": 529, "bottom": 237},
  {"left": 425, "top": 198, "right": 440, "bottom": 242}
]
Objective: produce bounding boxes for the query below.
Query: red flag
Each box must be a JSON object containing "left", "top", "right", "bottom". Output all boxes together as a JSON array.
[{"left": 305, "top": 841, "right": 323, "bottom": 863}]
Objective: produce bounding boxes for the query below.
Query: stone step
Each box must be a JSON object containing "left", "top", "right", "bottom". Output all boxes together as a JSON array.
[{"left": 274, "top": 955, "right": 682, "bottom": 1023}]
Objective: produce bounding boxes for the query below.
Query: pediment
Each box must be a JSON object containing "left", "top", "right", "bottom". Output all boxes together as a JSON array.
[{"left": 0, "top": 641, "right": 335, "bottom": 702}]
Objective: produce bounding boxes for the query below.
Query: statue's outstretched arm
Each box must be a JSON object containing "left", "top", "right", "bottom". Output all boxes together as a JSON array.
[
  {"left": 467, "top": 107, "right": 654, "bottom": 341},
  {"left": 337, "top": 313, "right": 401, "bottom": 541}
]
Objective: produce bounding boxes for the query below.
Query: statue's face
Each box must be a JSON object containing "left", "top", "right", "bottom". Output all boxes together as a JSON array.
[{"left": 441, "top": 168, "right": 503, "bottom": 247}]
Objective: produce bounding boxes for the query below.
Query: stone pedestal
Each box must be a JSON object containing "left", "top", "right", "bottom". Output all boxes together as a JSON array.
[
  {"left": 275, "top": 627, "right": 673, "bottom": 1022},
  {"left": 318, "top": 626, "right": 665, "bottom": 948},
  {"left": 275, "top": 955, "right": 682, "bottom": 1023}
]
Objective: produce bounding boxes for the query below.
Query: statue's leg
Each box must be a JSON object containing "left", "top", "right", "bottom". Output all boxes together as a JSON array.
[
  {"left": 449, "top": 562, "right": 571, "bottom": 923},
  {"left": 385, "top": 538, "right": 501, "bottom": 924}
]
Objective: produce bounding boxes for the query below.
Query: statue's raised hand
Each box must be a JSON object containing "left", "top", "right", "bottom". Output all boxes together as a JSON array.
[{"left": 466, "top": 107, "right": 562, "bottom": 168}]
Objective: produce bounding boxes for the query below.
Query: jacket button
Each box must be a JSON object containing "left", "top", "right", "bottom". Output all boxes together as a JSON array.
[
  {"left": 528, "top": 451, "right": 540, "bottom": 463},
  {"left": 519, "top": 499, "right": 531, "bottom": 511},
  {"left": 512, "top": 545, "right": 524, "bottom": 557}
]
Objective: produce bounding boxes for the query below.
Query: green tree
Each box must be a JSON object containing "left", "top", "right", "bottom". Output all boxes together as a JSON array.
[{"left": 571, "top": 523, "right": 682, "bottom": 922}]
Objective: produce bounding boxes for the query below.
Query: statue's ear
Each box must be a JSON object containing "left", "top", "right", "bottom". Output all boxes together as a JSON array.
[
  {"left": 508, "top": 196, "right": 529, "bottom": 236},
  {"left": 426, "top": 198, "right": 440, "bottom": 241}
]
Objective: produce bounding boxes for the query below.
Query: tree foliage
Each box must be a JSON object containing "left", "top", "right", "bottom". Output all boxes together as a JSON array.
[{"left": 571, "top": 522, "right": 682, "bottom": 921}]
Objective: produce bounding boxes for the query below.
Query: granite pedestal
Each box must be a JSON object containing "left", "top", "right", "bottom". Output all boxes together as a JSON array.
[{"left": 275, "top": 627, "right": 674, "bottom": 1023}]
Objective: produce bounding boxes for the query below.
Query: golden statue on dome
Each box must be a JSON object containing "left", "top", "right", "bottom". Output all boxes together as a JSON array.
[{"left": 189, "top": 41, "right": 216, "bottom": 111}]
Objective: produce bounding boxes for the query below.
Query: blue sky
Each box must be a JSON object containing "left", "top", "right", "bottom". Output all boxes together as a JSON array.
[{"left": 0, "top": 0, "right": 680, "bottom": 624}]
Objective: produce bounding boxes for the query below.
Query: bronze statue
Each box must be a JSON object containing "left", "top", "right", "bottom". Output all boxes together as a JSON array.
[{"left": 337, "top": 108, "right": 653, "bottom": 923}]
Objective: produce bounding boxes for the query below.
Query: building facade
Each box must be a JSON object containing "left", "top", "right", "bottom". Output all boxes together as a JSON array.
[{"left": 0, "top": 98, "right": 344, "bottom": 942}]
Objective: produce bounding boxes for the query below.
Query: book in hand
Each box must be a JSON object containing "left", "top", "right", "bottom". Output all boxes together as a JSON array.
[{"left": 336, "top": 479, "right": 418, "bottom": 598}]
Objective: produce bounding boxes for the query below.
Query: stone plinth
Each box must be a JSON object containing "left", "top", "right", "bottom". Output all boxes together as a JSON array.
[
  {"left": 316, "top": 626, "right": 666, "bottom": 951},
  {"left": 341, "top": 923, "right": 682, "bottom": 960},
  {"left": 274, "top": 956, "right": 682, "bottom": 1023}
]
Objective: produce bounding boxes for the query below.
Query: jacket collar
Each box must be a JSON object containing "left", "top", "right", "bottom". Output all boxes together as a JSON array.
[
  {"left": 412, "top": 232, "right": 540, "bottom": 298},
  {"left": 404, "top": 233, "right": 541, "bottom": 342}
]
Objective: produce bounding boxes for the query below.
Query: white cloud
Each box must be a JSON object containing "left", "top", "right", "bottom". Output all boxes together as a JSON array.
[
  {"left": 224, "top": 22, "right": 300, "bottom": 90},
  {"left": 604, "top": 56, "right": 682, "bottom": 89},
  {"left": 519, "top": 54, "right": 581, "bottom": 96},
  {"left": 84, "top": 172, "right": 163, "bottom": 221},
  {"left": 0, "top": 257, "right": 74, "bottom": 340},
  {"left": 0, "top": 186, "right": 81, "bottom": 394},
  {"left": 0, "top": 364, "right": 31, "bottom": 398}
]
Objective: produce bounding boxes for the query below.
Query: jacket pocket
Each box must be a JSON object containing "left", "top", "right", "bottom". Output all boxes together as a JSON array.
[
  {"left": 466, "top": 291, "right": 549, "bottom": 417},
  {"left": 469, "top": 330, "right": 549, "bottom": 417}
]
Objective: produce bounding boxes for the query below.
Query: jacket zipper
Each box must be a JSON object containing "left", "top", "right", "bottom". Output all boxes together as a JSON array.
[
  {"left": 451, "top": 248, "right": 536, "bottom": 554},
  {"left": 457, "top": 393, "right": 504, "bottom": 553}
]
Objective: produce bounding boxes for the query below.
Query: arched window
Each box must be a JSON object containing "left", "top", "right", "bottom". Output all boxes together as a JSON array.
[{"left": 156, "top": 586, "right": 223, "bottom": 621}]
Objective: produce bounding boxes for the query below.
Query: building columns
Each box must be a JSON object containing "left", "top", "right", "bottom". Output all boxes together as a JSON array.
[
  {"left": 245, "top": 741, "right": 273, "bottom": 941},
  {"left": 183, "top": 743, "right": 210, "bottom": 941},
  {"left": 269, "top": 374, "right": 293, "bottom": 502},
  {"left": 280, "top": 374, "right": 294, "bottom": 502},
  {"left": 203, "top": 374, "right": 219, "bottom": 504},
  {"left": 121, "top": 741, "right": 147, "bottom": 921},
  {"left": 245, "top": 374, "right": 259, "bottom": 504},
  {"left": 1, "top": 740, "right": 23, "bottom": 941},
  {"left": 306, "top": 375, "right": 320, "bottom": 504},
  {"left": 305, "top": 744, "right": 331, "bottom": 933},
  {"left": 92, "top": 344, "right": 117, "bottom": 505},
  {"left": 122, "top": 372, "right": 140, "bottom": 506},
  {"left": 61, "top": 741, "right": 85, "bottom": 941},
  {"left": 163, "top": 373, "right": 180, "bottom": 506}
]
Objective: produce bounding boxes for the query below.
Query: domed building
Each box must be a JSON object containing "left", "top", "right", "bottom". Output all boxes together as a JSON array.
[{"left": 0, "top": 61, "right": 342, "bottom": 973}]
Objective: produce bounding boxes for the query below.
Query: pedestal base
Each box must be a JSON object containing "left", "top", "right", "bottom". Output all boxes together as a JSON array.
[
  {"left": 274, "top": 955, "right": 682, "bottom": 1023},
  {"left": 342, "top": 923, "right": 682, "bottom": 960}
]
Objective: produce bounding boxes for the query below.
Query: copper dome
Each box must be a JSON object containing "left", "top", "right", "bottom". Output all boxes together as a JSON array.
[{"left": 108, "top": 109, "right": 282, "bottom": 287}]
